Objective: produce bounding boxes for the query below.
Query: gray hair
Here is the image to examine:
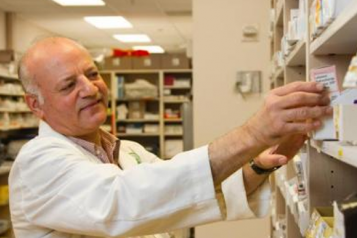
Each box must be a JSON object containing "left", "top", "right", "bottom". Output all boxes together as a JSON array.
[
  {"left": 18, "top": 56, "right": 44, "bottom": 104},
  {"left": 18, "top": 36, "right": 87, "bottom": 105}
]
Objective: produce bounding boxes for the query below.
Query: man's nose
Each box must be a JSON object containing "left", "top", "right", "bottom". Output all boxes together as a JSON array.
[{"left": 79, "top": 75, "right": 98, "bottom": 97}]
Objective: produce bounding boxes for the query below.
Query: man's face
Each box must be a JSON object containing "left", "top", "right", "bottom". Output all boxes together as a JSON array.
[{"left": 30, "top": 42, "right": 109, "bottom": 137}]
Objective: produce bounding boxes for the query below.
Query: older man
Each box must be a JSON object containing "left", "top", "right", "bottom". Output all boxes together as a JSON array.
[{"left": 9, "top": 37, "right": 331, "bottom": 238}]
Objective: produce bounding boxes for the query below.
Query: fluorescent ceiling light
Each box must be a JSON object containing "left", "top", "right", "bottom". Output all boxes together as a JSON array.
[
  {"left": 51, "top": 0, "right": 105, "bottom": 6},
  {"left": 84, "top": 16, "right": 132, "bottom": 29},
  {"left": 133, "top": 46, "right": 165, "bottom": 54},
  {"left": 113, "top": 34, "right": 151, "bottom": 43}
]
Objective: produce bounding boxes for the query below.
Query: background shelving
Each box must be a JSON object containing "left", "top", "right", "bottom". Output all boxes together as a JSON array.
[
  {"left": 0, "top": 71, "right": 38, "bottom": 238},
  {"left": 270, "top": 0, "right": 357, "bottom": 237},
  {"left": 101, "top": 68, "right": 193, "bottom": 159}
]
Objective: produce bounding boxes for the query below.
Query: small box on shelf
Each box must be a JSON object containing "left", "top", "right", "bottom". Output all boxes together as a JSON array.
[
  {"left": 161, "top": 54, "right": 190, "bottom": 69},
  {"left": 102, "top": 57, "right": 132, "bottom": 70},
  {"left": 306, "top": 207, "right": 334, "bottom": 238},
  {"left": 132, "top": 55, "right": 161, "bottom": 70}
]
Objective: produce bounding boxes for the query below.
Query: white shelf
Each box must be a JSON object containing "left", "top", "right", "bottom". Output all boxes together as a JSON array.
[
  {"left": 0, "top": 162, "right": 13, "bottom": 176},
  {"left": 117, "top": 133, "right": 160, "bottom": 137},
  {"left": 311, "top": 140, "right": 357, "bottom": 168},
  {"left": 285, "top": 41, "right": 306, "bottom": 67},
  {"left": 310, "top": 1, "right": 357, "bottom": 55}
]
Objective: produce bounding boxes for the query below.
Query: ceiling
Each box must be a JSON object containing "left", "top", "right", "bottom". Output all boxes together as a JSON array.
[{"left": 0, "top": 0, "right": 192, "bottom": 53}]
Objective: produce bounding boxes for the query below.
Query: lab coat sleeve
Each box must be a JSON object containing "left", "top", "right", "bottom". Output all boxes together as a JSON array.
[
  {"left": 13, "top": 138, "right": 223, "bottom": 237},
  {"left": 220, "top": 169, "right": 271, "bottom": 220},
  {"left": 122, "top": 140, "right": 271, "bottom": 220}
]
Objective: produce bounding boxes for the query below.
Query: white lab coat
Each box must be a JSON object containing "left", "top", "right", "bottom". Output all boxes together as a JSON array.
[{"left": 9, "top": 121, "right": 271, "bottom": 238}]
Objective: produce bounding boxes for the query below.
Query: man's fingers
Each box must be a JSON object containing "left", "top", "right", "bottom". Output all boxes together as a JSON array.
[
  {"left": 256, "top": 154, "right": 287, "bottom": 169},
  {"left": 272, "top": 81, "right": 325, "bottom": 96},
  {"left": 273, "top": 134, "right": 307, "bottom": 160},
  {"left": 282, "top": 106, "right": 333, "bottom": 121},
  {"left": 283, "top": 120, "right": 323, "bottom": 134},
  {"left": 276, "top": 92, "right": 330, "bottom": 109}
]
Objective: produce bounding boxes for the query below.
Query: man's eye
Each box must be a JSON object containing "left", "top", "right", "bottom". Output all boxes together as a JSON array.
[
  {"left": 61, "top": 82, "right": 75, "bottom": 91},
  {"left": 88, "top": 71, "right": 99, "bottom": 79}
]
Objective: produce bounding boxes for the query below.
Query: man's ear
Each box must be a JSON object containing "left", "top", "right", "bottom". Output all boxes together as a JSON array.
[{"left": 24, "top": 94, "right": 44, "bottom": 119}]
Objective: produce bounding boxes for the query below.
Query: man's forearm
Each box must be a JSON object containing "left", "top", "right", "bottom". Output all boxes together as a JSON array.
[
  {"left": 242, "top": 164, "right": 269, "bottom": 196},
  {"left": 208, "top": 124, "right": 267, "bottom": 186}
]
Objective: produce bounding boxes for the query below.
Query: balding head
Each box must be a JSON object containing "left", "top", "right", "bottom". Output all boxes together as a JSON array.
[{"left": 18, "top": 37, "right": 88, "bottom": 103}]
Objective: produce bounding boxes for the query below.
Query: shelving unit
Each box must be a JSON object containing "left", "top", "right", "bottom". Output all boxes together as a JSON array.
[
  {"left": 100, "top": 69, "right": 193, "bottom": 159},
  {"left": 270, "top": 0, "right": 357, "bottom": 237},
  {"left": 0, "top": 71, "right": 38, "bottom": 238}
]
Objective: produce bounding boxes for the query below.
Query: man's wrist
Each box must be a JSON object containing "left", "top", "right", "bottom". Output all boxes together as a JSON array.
[{"left": 249, "top": 159, "right": 280, "bottom": 175}]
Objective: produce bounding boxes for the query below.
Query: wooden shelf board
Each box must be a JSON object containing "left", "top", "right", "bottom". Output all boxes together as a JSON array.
[
  {"left": 273, "top": 68, "right": 284, "bottom": 80},
  {"left": 163, "top": 69, "right": 192, "bottom": 73},
  {"left": 311, "top": 140, "right": 357, "bottom": 168},
  {"left": 117, "top": 98, "right": 160, "bottom": 102},
  {"left": 311, "top": 2, "right": 357, "bottom": 55},
  {"left": 164, "top": 86, "right": 191, "bottom": 89},
  {"left": 0, "top": 73, "right": 19, "bottom": 81},
  {"left": 0, "top": 109, "right": 31, "bottom": 113},
  {"left": 274, "top": 0, "right": 284, "bottom": 27},
  {"left": 164, "top": 134, "right": 183, "bottom": 136},
  {"left": 117, "top": 119, "right": 160, "bottom": 123},
  {"left": 285, "top": 41, "right": 306, "bottom": 67},
  {"left": 0, "top": 93, "right": 24, "bottom": 97},
  {"left": 117, "top": 133, "right": 160, "bottom": 137},
  {"left": 163, "top": 100, "right": 189, "bottom": 103},
  {"left": 164, "top": 119, "right": 182, "bottom": 122},
  {"left": 0, "top": 162, "right": 13, "bottom": 176}
]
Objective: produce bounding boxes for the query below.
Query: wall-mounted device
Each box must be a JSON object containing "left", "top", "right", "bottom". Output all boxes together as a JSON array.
[
  {"left": 242, "top": 24, "right": 259, "bottom": 42},
  {"left": 236, "top": 71, "right": 262, "bottom": 99}
]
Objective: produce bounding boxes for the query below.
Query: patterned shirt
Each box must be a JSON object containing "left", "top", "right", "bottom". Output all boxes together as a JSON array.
[{"left": 69, "top": 129, "right": 120, "bottom": 165}]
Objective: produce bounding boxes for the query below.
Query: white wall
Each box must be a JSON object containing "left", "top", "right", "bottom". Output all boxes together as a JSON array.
[
  {"left": 0, "top": 11, "right": 52, "bottom": 52},
  {"left": 193, "top": 0, "right": 271, "bottom": 237},
  {"left": 12, "top": 15, "right": 54, "bottom": 53}
]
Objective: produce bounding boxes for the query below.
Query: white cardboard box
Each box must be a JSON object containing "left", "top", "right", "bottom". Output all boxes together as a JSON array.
[{"left": 313, "top": 89, "right": 357, "bottom": 140}]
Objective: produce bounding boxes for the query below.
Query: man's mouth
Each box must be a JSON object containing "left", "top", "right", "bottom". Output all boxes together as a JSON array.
[{"left": 80, "top": 99, "right": 102, "bottom": 111}]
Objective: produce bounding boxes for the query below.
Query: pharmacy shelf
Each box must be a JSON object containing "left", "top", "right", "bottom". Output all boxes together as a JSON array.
[
  {"left": 164, "top": 86, "right": 191, "bottom": 89},
  {"left": 0, "top": 109, "right": 31, "bottom": 113},
  {"left": 273, "top": 68, "right": 284, "bottom": 80},
  {"left": 0, "top": 93, "right": 24, "bottom": 97},
  {"left": 164, "top": 133, "right": 183, "bottom": 136},
  {"left": 0, "top": 125, "right": 38, "bottom": 132},
  {"left": 117, "top": 133, "right": 160, "bottom": 137},
  {"left": 0, "top": 162, "right": 12, "bottom": 176},
  {"left": 285, "top": 41, "right": 306, "bottom": 67},
  {"left": 117, "top": 119, "right": 160, "bottom": 123},
  {"left": 117, "top": 98, "right": 160, "bottom": 102},
  {"left": 310, "top": 140, "right": 357, "bottom": 168},
  {"left": 164, "top": 118, "right": 182, "bottom": 122},
  {"left": 163, "top": 99, "right": 189, "bottom": 104},
  {"left": 162, "top": 69, "right": 192, "bottom": 73},
  {"left": 275, "top": 0, "right": 284, "bottom": 27},
  {"left": 310, "top": 1, "right": 357, "bottom": 55},
  {"left": 0, "top": 73, "right": 19, "bottom": 81}
]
